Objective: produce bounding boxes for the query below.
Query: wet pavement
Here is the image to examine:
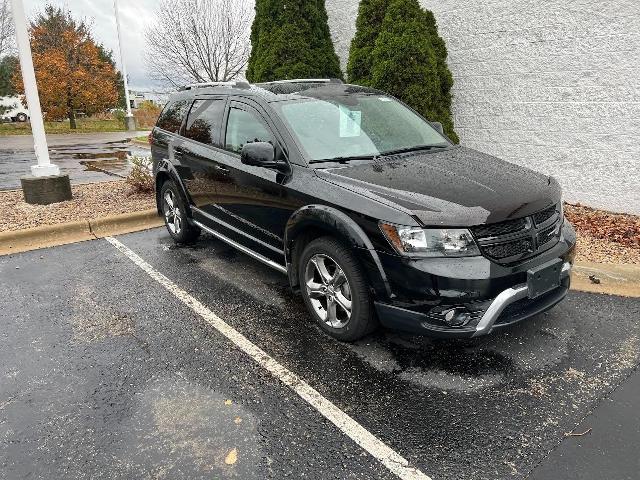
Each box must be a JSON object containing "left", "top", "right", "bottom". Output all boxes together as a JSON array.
[
  {"left": 0, "top": 132, "right": 150, "bottom": 190},
  {"left": 1, "top": 227, "right": 639, "bottom": 479}
]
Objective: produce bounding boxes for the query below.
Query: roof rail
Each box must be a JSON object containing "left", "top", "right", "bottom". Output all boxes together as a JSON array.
[
  {"left": 260, "top": 78, "right": 343, "bottom": 85},
  {"left": 179, "top": 81, "right": 250, "bottom": 91}
]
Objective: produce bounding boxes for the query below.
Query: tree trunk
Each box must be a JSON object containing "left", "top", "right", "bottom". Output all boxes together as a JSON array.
[
  {"left": 68, "top": 108, "right": 77, "bottom": 129},
  {"left": 67, "top": 87, "right": 76, "bottom": 129}
]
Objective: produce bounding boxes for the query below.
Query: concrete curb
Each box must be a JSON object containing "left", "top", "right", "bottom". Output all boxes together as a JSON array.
[
  {"left": 1, "top": 216, "right": 639, "bottom": 297},
  {"left": 571, "top": 262, "right": 640, "bottom": 298},
  {"left": 131, "top": 139, "right": 151, "bottom": 148},
  {"left": 0, "top": 209, "right": 162, "bottom": 256}
]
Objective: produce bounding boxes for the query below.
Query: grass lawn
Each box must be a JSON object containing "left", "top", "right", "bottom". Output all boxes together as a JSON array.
[{"left": 0, "top": 118, "right": 126, "bottom": 135}]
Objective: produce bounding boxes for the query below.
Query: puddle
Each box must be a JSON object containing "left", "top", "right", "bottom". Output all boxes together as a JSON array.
[
  {"left": 113, "top": 377, "right": 262, "bottom": 478},
  {"left": 349, "top": 333, "right": 514, "bottom": 392}
]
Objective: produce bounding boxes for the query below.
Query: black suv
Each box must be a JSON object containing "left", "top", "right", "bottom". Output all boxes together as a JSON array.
[{"left": 150, "top": 79, "right": 576, "bottom": 341}]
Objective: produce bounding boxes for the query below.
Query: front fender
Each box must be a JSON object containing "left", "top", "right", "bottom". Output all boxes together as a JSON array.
[{"left": 285, "top": 205, "right": 392, "bottom": 300}]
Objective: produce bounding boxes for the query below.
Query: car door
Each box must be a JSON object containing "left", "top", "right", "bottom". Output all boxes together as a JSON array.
[
  {"left": 193, "top": 99, "right": 297, "bottom": 266},
  {"left": 174, "top": 97, "right": 229, "bottom": 211}
]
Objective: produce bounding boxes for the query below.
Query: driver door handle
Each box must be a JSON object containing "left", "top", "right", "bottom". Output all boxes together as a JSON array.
[{"left": 214, "top": 164, "right": 230, "bottom": 174}]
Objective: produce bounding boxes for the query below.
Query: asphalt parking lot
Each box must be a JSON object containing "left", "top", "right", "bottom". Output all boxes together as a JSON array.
[{"left": 1, "top": 227, "right": 639, "bottom": 479}]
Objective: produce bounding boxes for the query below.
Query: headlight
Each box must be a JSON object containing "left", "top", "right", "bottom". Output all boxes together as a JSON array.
[{"left": 380, "top": 223, "right": 480, "bottom": 257}]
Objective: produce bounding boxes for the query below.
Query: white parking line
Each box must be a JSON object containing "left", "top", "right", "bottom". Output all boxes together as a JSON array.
[{"left": 106, "top": 236, "right": 431, "bottom": 480}]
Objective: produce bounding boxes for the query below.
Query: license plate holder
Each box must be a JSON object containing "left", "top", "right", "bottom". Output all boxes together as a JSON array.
[{"left": 527, "top": 258, "right": 563, "bottom": 299}]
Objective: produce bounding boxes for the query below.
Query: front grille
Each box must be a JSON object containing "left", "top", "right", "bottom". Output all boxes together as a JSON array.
[
  {"left": 537, "top": 224, "right": 558, "bottom": 246},
  {"left": 472, "top": 217, "right": 527, "bottom": 238},
  {"left": 482, "top": 238, "right": 534, "bottom": 259},
  {"left": 471, "top": 204, "right": 561, "bottom": 263},
  {"left": 533, "top": 204, "right": 557, "bottom": 225}
]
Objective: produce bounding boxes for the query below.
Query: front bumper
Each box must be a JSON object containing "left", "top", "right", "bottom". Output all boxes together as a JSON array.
[
  {"left": 371, "top": 221, "right": 576, "bottom": 338},
  {"left": 375, "top": 262, "right": 571, "bottom": 337}
]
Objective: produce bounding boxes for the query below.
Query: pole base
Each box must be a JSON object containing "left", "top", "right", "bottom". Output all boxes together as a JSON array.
[
  {"left": 125, "top": 115, "right": 137, "bottom": 131},
  {"left": 21, "top": 174, "right": 72, "bottom": 205},
  {"left": 31, "top": 163, "right": 60, "bottom": 176}
]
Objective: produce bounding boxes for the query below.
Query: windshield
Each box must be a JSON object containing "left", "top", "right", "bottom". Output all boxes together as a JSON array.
[{"left": 274, "top": 95, "right": 449, "bottom": 162}]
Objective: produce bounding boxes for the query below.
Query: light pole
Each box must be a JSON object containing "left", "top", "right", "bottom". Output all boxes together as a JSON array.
[
  {"left": 10, "top": 0, "right": 71, "bottom": 204},
  {"left": 113, "top": 0, "right": 136, "bottom": 131}
]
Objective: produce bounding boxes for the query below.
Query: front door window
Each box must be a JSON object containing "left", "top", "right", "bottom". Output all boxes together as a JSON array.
[{"left": 225, "top": 107, "right": 275, "bottom": 153}]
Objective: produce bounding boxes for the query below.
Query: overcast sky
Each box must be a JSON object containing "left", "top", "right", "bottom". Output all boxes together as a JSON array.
[{"left": 23, "top": 0, "right": 159, "bottom": 90}]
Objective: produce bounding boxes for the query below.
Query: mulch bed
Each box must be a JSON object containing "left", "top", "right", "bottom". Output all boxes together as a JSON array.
[{"left": 565, "top": 203, "right": 640, "bottom": 249}]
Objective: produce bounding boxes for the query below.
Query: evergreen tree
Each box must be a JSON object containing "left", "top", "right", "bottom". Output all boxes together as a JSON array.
[
  {"left": 423, "top": 9, "right": 457, "bottom": 143},
  {"left": 246, "top": 0, "right": 343, "bottom": 82},
  {"left": 346, "top": 0, "right": 390, "bottom": 86},
  {"left": 348, "top": 0, "right": 458, "bottom": 142},
  {"left": 97, "top": 45, "right": 126, "bottom": 110},
  {"left": 0, "top": 55, "right": 18, "bottom": 97}
]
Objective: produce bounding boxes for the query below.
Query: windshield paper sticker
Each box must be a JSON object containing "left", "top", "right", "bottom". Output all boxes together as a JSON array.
[{"left": 339, "top": 106, "right": 362, "bottom": 137}]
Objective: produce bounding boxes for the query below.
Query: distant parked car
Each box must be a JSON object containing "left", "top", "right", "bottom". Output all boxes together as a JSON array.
[
  {"left": 150, "top": 79, "right": 576, "bottom": 341},
  {"left": 0, "top": 96, "right": 29, "bottom": 122}
]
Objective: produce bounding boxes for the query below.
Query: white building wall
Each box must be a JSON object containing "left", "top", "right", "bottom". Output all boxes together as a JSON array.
[{"left": 326, "top": 0, "right": 640, "bottom": 214}]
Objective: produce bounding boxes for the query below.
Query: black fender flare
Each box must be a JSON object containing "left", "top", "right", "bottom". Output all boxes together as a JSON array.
[
  {"left": 284, "top": 205, "right": 392, "bottom": 298},
  {"left": 154, "top": 158, "right": 192, "bottom": 216}
]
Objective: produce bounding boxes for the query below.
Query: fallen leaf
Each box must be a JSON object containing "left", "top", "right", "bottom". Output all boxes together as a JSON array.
[
  {"left": 234, "top": 416, "right": 242, "bottom": 424},
  {"left": 225, "top": 448, "right": 238, "bottom": 465},
  {"left": 224, "top": 399, "right": 232, "bottom": 406}
]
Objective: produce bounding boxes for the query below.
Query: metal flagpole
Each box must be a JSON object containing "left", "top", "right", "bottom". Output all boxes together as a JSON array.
[
  {"left": 113, "top": 0, "right": 135, "bottom": 130},
  {"left": 10, "top": 0, "right": 59, "bottom": 176}
]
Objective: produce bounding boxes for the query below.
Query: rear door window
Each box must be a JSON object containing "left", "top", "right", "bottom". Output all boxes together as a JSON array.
[
  {"left": 183, "top": 99, "right": 226, "bottom": 147},
  {"left": 156, "top": 100, "right": 190, "bottom": 133},
  {"left": 224, "top": 107, "right": 275, "bottom": 153}
]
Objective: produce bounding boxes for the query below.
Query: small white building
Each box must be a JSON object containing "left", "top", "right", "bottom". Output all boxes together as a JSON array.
[{"left": 127, "top": 90, "right": 169, "bottom": 109}]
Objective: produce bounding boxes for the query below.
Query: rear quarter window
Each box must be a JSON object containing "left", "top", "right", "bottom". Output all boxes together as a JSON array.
[{"left": 156, "top": 100, "right": 191, "bottom": 133}]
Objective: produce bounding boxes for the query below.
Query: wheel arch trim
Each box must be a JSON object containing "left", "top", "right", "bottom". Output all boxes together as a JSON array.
[
  {"left": 284, "top": 205, "right": 392, "bottom": 298},
  {"left": 154, "top": 159, "right": 192, "bottom": 216}
]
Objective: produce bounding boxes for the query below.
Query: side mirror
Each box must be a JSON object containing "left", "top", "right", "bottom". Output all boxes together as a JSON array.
[
  {"left": 240, "top": 141, "right": 289, "bottom": 172},
  {"left": 431, "top": 121, "right": 444, "bottom": 135}
]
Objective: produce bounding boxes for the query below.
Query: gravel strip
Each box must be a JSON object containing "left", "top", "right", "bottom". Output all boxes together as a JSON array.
[
  {"left": 1, "top": 181, "right": 155, "bottom": 232},
  {"left": 2, "top": 183, "right": 639, "bottom": 266}
]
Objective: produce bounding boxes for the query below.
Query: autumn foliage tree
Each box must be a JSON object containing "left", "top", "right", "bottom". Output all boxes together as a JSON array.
[{"left": 12, "top": 6, "right": 119, "bottom": 128}]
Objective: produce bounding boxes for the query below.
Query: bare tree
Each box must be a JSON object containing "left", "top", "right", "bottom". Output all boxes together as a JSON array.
[
  {"left": 145, "top": 0, "right": 253, "bottom": 88},
  {"left": 0, "top": 0, "right": 15, "bottom": 57}
]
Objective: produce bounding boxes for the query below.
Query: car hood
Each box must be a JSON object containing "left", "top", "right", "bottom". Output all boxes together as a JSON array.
[{"left": 315, "top": 146, "right": 561, "bottom": 226}]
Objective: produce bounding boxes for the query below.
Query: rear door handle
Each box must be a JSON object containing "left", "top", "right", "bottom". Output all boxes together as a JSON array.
[{"left": 214, "top": 164, "right": 230, "bottom": 173}]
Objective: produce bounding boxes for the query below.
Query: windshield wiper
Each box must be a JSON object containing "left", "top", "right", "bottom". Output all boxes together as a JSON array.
[
  {"left": 380, "top": 144, "right": 448, "bottom": 156},
  {"left": 311, "top": 144, "right": 448, "bottom": 164},
  {"left": 311, "top": 154, "right": 378, "bottom": 164}
]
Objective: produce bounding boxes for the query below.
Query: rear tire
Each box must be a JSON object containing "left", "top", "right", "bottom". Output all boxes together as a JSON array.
[
  {"left": 299, "top": 236, "right": 377, "bottom": 341},
  {"left": 159, "top": 180, "right": 200, "bottom": 244},
  {"left": 15, "top": 113, "right": 28, "bottom": 122}
]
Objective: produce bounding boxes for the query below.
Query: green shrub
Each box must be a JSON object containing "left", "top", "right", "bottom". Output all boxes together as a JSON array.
[
  {"left": 348, "top": 0, "right": 459, "bottom": 143},
  {"left": 126, "top": 156, "right": 154, "bottom": 194},
  {"left": 134, "top": 101, "right": 162, "bottom": 129},
  {"left": 246, "top": 0, "right": 343, "bottom": 82}
]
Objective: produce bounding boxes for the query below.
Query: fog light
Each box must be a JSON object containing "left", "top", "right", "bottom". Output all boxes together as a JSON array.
[{"left": 430, "top": 306, "right": 472, "bottom": 327}]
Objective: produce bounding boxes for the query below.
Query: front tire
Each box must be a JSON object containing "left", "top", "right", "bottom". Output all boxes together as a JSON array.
[
  {"left": 299, "top": 236, "right": 377, "bottom": 341},
  {"left": 15, "top": 113, "right": 28, "bottom": 122},
  {"left": 159, "top": 180, "right": 200, "bottom": 244}
]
